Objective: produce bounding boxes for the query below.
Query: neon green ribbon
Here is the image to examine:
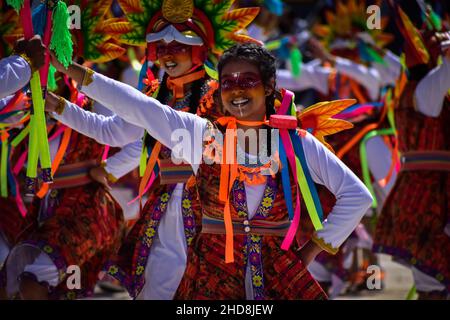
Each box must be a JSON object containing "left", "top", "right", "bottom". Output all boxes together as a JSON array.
[
  {"left": 1, "top": 132, "right": 9, "bottom": 197},
  {"left": 288, "top": 100, "right": 323, "bottom": 230},
  {"left": 294, "top": 155, "right": 323, "bottom": 230},
  {"left": 360, "top": 127, "right": 397, "bottom": 209},
  {"left": 27, "top": 72, "right": 52, "bottom": 179},
  {"left": 11, "top": 124, "right": 30, "bottom": 147},
  {"left": 406, "top": 285, "right": 417, "bottom": 300}
]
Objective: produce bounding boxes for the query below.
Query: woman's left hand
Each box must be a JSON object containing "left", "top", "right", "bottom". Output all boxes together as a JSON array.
[{"left": 297, "top": 240, "right": 323, "bottom": 267}]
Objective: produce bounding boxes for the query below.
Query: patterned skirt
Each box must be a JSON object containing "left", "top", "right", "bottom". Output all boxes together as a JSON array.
[
  {"left": 1, "top": 182, "right": 125, "bottom": 299},
  {"left": 0, "top": 196, "right": 31, "bottom": 247},
  {"left": 105, "top": 183, "right": 200, "bottom": 298},
  {"left": 175, "top": 233, "right": 327, "bottom": 300},
  {"left": 373, "top": 170, "right": 450, "bottom": 291}
]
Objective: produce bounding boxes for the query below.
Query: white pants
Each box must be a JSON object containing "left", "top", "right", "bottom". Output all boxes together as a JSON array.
[
  {"left": 0, "top": 233, "right": 10, "bottom": 268},
  {"left": 411, "top": 266, "right": 446, "bottom": 292},
  {"left": 5, "top": 244, "right": 59, "bottom": 297},
  {"left": 136, "top": 184, "right": 188, "bottom": 300}
]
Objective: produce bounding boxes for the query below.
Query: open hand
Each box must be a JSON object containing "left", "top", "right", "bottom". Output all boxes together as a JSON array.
[
  {"left": 45, "top": 91, "right": 61, "bottom": 113},
  {"left": 296, "top": 240, "right": 323, "bottom": 267},
  {"left": 89, "top": 166, "right": 112, "bottom": 191}
]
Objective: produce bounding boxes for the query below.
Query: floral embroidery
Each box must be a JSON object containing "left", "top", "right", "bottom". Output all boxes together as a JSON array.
[
  {"left": 108, "top": 265, "right": 119, "bottom": 275},
  {"left": 160, "top": 192, "right": 170, "bottom": 202},
  {"left": 145, "top": 227, "right": 156, "bottom": 238},
  {"left": 182, "top": 188, "right": 196, "bottom": 247},
  {"left": 43, "top": 245, "right": 54, "bottom": 254},
  {"left": 136, "top": 266, "right": 145, "bottom": 275},
  {"left": 230, "top": 178, "right": 278, "bottom": 300},
  {"left": 182, "top": 198, "right": 191, "bottom": 209},
  {"left": 261, "top": 197, "right": 273, "bottom": 208},
  {"left": 237, "top": 210, "right": 247, "bottom": 217},
  {"left": 252, "top": 274, "right": 263, "bottom": 287}
]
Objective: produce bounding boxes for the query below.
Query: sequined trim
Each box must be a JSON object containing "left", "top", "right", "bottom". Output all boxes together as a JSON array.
[
  {"left": 82, "top": 68, "right": 95, "bottom": 87},
  {"left": 17, "top": 52, "right": 35, "bottom": 72},
  {"left": 55, "top": 97, "right": 67, "bottom": 115},
  {"left": 311, "top": 233, "right": 339, "bottom": 255},
  {"left": 100, "top": 161, "right": 118, "bottom": 183}
]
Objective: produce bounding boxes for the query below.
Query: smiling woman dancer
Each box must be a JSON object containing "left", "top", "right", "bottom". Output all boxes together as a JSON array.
[
  {"left": 50, "top": 42, "right": 372, "bottom": 300},
  {"left": 46, "top": 0, "right": 260, "bottom": 299}
]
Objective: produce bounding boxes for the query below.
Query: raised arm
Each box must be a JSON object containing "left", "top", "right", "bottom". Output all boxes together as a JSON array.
[
  {"left": 0, "top": 55, "right": 31, "bottom": 98},
  {"left": 302, "top": 132, "right": 373, "bottom": 253},
  {"left": 276, "top": 59, "right": 330, "bottom": 95},
  {"left": 51, "top": 59, "right": 207, "bottom": 166},
  {"left": 333, "top": 57, "right": 382, "bottom": 101},
  {"left": 104, "top": 140, "right": 142, "bottom": 181},
  {"left": 372, "top": 50, "right": 402, "bottom": 87},
  {"left": 51, "top": 98, "right": 144, "bottom": 147},
  {"left": 277, "top": 57, "right": 382, "bottom": 101}
]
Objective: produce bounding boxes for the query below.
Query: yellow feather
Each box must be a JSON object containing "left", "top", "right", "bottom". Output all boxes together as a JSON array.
[
  {"left": 298, "top": 99, "right": 355, "bottom": 150},
  {"left": 95, "top": 42, "right": 127, "bottom": 63},
  {"left": 300, "top": 99, "right": 357, "bottom": 120},
  {"left": 117, "top": 0, "right": 144, "bottom": 14},
  {"left": 223, "top": 7, "right": 260, "bottom": 30}
]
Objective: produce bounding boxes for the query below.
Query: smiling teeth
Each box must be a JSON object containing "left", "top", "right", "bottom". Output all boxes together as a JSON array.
[
  {"left": 166, "top": 61, "right": 177, "bottom": 67},
  {"left": 232, "top": 98, "right": 249, "bottom": 105}
]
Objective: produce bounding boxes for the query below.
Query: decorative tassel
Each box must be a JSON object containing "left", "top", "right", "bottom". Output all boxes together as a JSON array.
[
  {"left": 6, "top": 0, "right": 24, "bottom": 11},
  {"left": 47, "top": 64, "right": 58, "bottom": 91},
  {"left": 50, "top": 0, "right": 73, "bottom": 68}
]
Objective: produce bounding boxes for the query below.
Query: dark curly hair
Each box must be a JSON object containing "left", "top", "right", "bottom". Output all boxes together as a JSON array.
[{"left": 217, "top": 43, "right": 278, "bottom": 117}]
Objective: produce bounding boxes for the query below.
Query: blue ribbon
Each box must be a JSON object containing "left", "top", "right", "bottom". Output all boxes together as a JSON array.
[
  {"left": 137, "top": 60, "right": 148, "bottom": 92},
  {"left": 289, "top": 130, "right": 324, "bottom": 222},
  {"left": 279, "top": 134, "right": 294, "bottom": 220}
]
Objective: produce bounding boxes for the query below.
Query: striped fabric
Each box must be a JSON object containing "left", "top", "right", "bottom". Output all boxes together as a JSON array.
[
  {"left": 202, "top": 214, "right": 291, "bottom": 237},
  {"left": 50, "top": 160, "right": 97, "bottom": 189},
  {"left": 401, "top": 151, "right": 450, "bottom": 172},
  {"left": 158, "top": 158, "right": 193, "bottom": 184}
]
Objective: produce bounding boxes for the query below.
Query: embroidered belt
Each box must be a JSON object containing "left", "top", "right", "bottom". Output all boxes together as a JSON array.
[
  {"left": 400, "top": 151, "right": 450, "bottom": 172},
  {"left": 158, "top": 158, "right": 193, "bottom": 184},
  {"left": 201, "top": 214, "right": 290, "bottom": 237},
  {"left": 50, "top": 160, "right": 97, "bottom": 189}
]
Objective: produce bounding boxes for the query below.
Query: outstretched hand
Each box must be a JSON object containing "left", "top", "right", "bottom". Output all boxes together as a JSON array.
[
  {"left": 49, "top": 51, "right": 86, "bottom": 84},
  {"left": 296, "top": 240, "right": 323, "bottom": 267},
  {"left": 307, "top": 37, "right": 336, "bottom": 65},
  {"left": 45, "top": 91, "right": 61, "bottom": 113}
]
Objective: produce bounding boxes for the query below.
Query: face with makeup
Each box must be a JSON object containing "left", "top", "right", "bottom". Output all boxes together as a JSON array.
[
  {"left": 220, "top": 59, "right": 272, "bottom": 121},
  {"left": 156, "top": 40, "right": 193, "bottom": 77}
]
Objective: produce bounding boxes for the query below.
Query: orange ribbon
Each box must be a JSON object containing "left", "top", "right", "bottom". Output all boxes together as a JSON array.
[
  {"left": 166, "top": 69, "right": 206, "bottom": 102},
  {"left": 138, "top": 141, "right": 162, "bottom": 211},
  {"left": 215, "top": 116, "right": 267, "bottom": 263},
  {"left": 36, "top": 127, "right": 72, "bottom": 198}
]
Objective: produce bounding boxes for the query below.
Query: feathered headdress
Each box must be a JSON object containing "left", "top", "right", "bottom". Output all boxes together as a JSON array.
[
  {"left": 66, "top": 0, "right": 127, "bottom": 63},
  {"left": 0, "top": 0, "right": 23, "bottom": 58},
  {"left": 313, "top": 0, "right": 394, "bottom": 62},
  {"left": 113, "top": 0, "right": 260, "bottom": 65}
]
